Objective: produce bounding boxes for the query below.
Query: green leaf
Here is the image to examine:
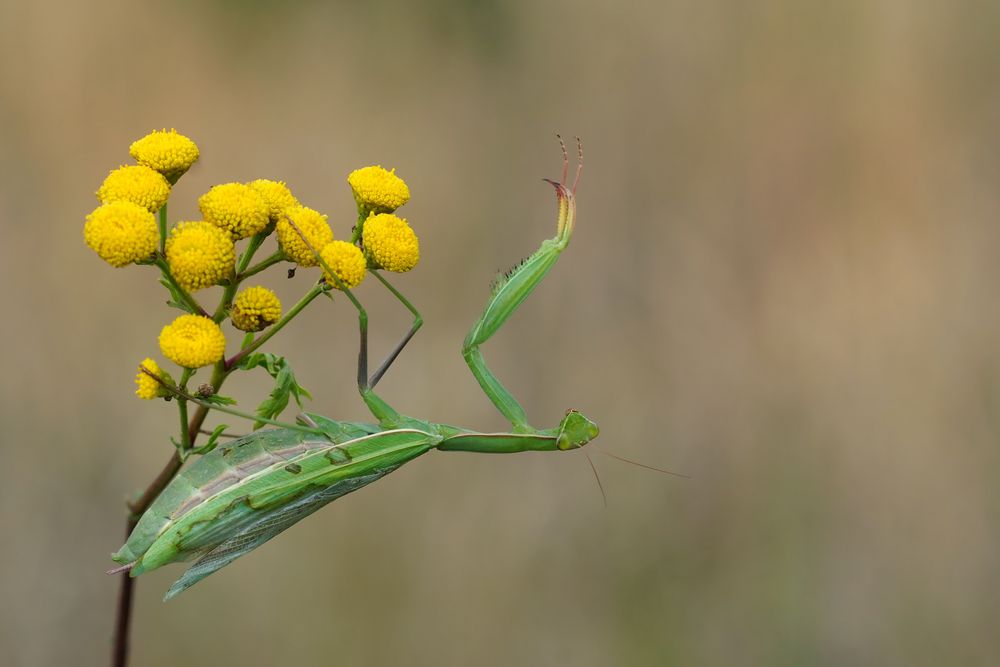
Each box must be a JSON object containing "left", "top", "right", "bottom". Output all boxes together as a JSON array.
[
  {"left": 201, "top": 394, "right": 238, "bottom": 406},
  {"left": 159, "top": 277, "right": 196, "bottom": 314},
  {"left": 178, "top": 424, "right": 229, "bottom": 462},
  {"left": 237, "top": 353, "right": 312, "bottom": 429},
  {"left": 194, "top": 424, "right": 228, "bottom": 456}
]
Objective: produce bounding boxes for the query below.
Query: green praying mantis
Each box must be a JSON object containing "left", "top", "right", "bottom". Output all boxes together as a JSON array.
[{"left": 110, "top": 143, "right": 601, "bottom": 600}]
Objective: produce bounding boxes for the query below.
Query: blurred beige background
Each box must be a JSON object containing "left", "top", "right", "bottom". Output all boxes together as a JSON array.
[{"left": 3, "top": 1, "right": 1000, "bottom": 665}]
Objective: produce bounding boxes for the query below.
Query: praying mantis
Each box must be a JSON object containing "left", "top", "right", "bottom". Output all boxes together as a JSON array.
[{"left": 110, "top": 144, "right": 599, "bottom": 600}]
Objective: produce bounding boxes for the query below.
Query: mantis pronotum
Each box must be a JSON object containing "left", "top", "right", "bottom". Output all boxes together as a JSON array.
[{"left": 110, "top": 141, "right": 599, "bottom": 600}]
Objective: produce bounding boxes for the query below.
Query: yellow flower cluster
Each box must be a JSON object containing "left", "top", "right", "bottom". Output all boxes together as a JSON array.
[
  {"left": 130, "top": 129, "right": 200, "bottom": 183},
  {"left": 97, "top": 165, "right": 171, "bottom": 213},
  {"left": 85, "top": 130, "right": 201, "bottom": 270},
  {"left": 276, "top": 206, "right": 334, "bottom": 266},
  {"left": 249, "top": 179, "right": 299, "bottom": 224},
  {"left": 362, "top": 213, "right": 420, "bottom": 273},
  {"left": 320, "top": 241, "right": 366, "bottom": 289},
  {"left": 135, "top": 358, "right": 173, "bottom": 400},
  {"left": 84, "top": 130, "right": 428, "bottom": 406},
  {"left": 231, "top": 286, "right": 283, "bottom": 332},
  {"left": 165, "top": 221, "right": 236, "bottom": 291},
  {"left": 199, "top": 183, "right": 270, "bottom": 240},
  {"left": 159, "top": 315, "right": 227, "bottom": 369},
  {"left": 84, "top": 201, "right": 159, "bottom": 267},
  {"left": 348, "top": 165, "right": 410, "bottom": 213}
]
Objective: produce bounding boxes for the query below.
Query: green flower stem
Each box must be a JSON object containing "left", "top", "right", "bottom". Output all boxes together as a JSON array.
[
  {"left": 161, "top": 383, "right": 324, "bottom": 435},
  {"left": 237, "top": 232, "right": 268, "bottom": 274},
  {"left": 198, "top": 428, "right": 243, "bottom": 439},
  {"left": 212, "top": 282, "right": 238, "bottom": 323},
  {"left": 350, "top": 209, "right": 368, "bottom": 244},
  {"left": 183, "top": 364, "right": 226, "bottom": 447},
  {"left": 211, "top": 232, "right": 270, "bottom": 323},
  {"left": 178, "top": 399, "right": 191, "bottom": 451},
  {"left": 154, "top": 257, "right": 208, "bottom": 317},
  {"left": 177, "top": 368, "right": 194, "bottom": 452},
  {"left": 157, "top": 204, "right": 168, "bottom": 254},
  {"left": 238, "top": 250, "right": 285, "bottom": 281},
  {"left": 224, "top": 282, "right": 327, "bottom": 371}
]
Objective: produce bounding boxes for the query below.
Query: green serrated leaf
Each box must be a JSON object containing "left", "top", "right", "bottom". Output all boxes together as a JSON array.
[
  {"left": 238, "top": 353, "right": 312, "bottom": 429},
  {"left": 202, "top": 394, "right": 238, "bottom": 406},
  {"left": 192, "top": 424, "right": 229, "bottom": 457},
  {"left": 159, "top": 277, "right": 196, "bottom": 314}
]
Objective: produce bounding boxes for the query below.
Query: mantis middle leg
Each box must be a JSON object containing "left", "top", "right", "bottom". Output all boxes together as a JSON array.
[{"left": 283, "top": 216, "right": 421, "bottom": 427}]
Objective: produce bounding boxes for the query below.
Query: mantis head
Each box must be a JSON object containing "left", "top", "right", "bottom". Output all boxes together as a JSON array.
[{"left": 556, "top": 409, "right": 600, "bottom": 450}]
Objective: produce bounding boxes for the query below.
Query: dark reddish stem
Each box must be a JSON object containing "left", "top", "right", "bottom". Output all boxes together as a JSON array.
[
  {"left": 112, "top": 518, "right": 138, "bottom": 667},
  {"left": 111, "top": 404, "right": 209, "bottom": 666}
]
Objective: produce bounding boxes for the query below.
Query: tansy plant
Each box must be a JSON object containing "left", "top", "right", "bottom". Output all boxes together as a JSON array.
[{"left": 95, "top": 131, "right": 601, "bottom": 667}]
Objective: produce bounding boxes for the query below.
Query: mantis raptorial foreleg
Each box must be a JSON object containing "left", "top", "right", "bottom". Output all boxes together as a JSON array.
[{"left": 461, "top": 141, "right": 581, "bottom": 433}]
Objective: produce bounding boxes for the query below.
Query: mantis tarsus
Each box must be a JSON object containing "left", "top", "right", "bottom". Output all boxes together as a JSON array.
[{"left": 111, "top": 142, "right": 599, "bottom": 600}]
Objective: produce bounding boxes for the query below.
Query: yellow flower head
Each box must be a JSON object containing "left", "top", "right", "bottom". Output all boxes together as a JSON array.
[
  {"left": 165, "top": 221, "right": 236, "bottom": 291},
  {"left": 362, "top": 213, "right": 420, "bottom": 273},
  {"left": 276, "top": 205, "right": 334, "bottom": 267},
  {"left": 84, "top": 201, "right": 159, "bottom": 268},
  {"left": 320, "top": 241, "right": 366, "bottom": 289},
  {"left": 96, "top": 165, "right": 171, "bottom": 213},
  {"left": 249, "top": 179, "right": 299, "bottom": 223},
  {"left": 129, "top": 129, "right": 200, "bottom": 183},
  {"left": 159, "top": 315, "right": 227, "bottom": 369},
  {"left": 198, "top": 183, "right": 270, "bottom": 240},
  {"left": 347, "top": 165, "right": 410, "bottom": 214},
  {"left": 135, "top": 357, "right": 173, "bottom": 400},
  {"left": 231, "top": 286, "right": 283, "bottom": 332}
]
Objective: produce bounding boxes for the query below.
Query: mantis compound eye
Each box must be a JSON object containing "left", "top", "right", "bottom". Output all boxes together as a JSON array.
[{"left": 556, "top": 410, "right": 600, "bottom": 450}]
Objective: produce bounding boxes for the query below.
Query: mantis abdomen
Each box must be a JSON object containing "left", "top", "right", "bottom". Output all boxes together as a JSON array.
[{"left": 115, "top": 429, "right": 440, "bottom": 583}]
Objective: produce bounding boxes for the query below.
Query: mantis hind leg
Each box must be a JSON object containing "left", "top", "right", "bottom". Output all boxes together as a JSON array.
[{"left": 461, "top": 147, "right": 579, "bottom": 433}]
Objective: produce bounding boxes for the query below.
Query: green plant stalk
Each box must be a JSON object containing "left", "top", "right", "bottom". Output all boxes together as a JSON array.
[
  {"left": 159, "top": 382, "right": 326, "bottom": 436},
  {"left": 176, "top": 368, "right": 194, "bottom": 452},
  {"left": 153, "top": 257, "right": 207, "bottom": 317},
  {"left": 157, "top": 204, "right": 168, "bottom": 254},
  {"left": 238, "top": 232, "right": 268, "bottom": 273},
  {"left": 213, "top": 232, "right": 266, "bottom": 322},
  {"left": 350, "top": 209, "right": 367, "bottom": 244},
  {"left": 238, "top": 250, "right": 285, "bottom": 280}
]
